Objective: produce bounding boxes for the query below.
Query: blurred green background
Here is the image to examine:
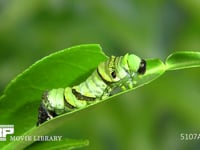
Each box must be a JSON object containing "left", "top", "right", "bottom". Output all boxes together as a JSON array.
[{"left": 0, "top": 0, "right": 200, "bottom": 150}]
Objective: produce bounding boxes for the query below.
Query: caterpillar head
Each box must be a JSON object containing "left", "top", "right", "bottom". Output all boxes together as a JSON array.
[
  {"left": 125, "top": 53, "right": 146, "bottom": 75},
  {"left": 97, "top": 53, "right": 146, "bottom": 83}
]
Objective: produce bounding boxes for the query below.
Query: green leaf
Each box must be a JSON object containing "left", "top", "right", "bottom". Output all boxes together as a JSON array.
[
  {"left": 1, "top": 43, "right": 200, "bottom": 150},
  {"left": 0, "top": 44, "right": 107, "bottom": 149},
  {"left": 25, "top": 139, "right": 89, "bottom": 150},
  {"left": 165, "top": 51, "right": 200, "bottom": 70},
  {"left": 2, "top": 122, "right": 89, "bottom": 150},
  {"left": 3, "top": 138, "right": 89, "bottom": 150},
  {"left": 2, "top": 59, "right": 166, "bottom": 150}
]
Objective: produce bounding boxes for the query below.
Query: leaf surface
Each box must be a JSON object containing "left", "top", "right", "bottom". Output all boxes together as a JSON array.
[
  {"left": 166, "top": 51, "right": 200, "bottom": 70},
  {"left": 0, "top": 44, "right": 107, "bottom": 149}
]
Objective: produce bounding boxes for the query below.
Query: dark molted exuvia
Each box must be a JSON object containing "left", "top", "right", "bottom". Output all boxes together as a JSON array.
[
  {"left": 37, "top": 103, "right": 57, "bottom": 126},
  {"left": 137, "top": 59, "right": 146, "bottom": 74}
]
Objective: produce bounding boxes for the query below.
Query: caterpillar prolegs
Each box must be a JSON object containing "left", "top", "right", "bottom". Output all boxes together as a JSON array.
[{"left": 37, "top": 53, "right": 146, "bottom": 125}]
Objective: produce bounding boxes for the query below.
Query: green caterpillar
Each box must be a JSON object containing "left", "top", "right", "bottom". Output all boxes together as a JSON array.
[{"left": 37, "top": 53, "right": 146, "bottom": 126}]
